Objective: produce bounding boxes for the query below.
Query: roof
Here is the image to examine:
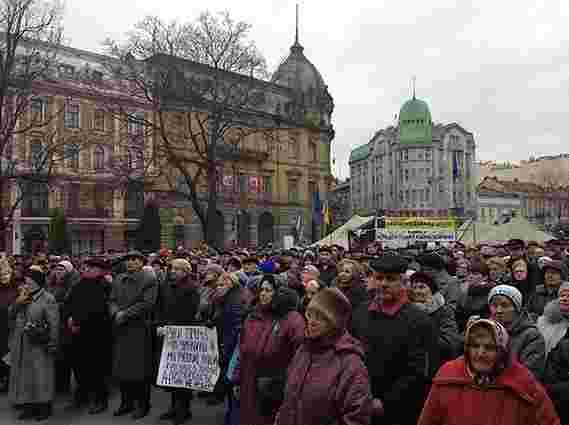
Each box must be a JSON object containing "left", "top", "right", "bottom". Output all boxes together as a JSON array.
[
  {"left": 398, "top": 97, "right": 433, "bottom": 144},
  {"left": 271, "top": 43, "right": 325, "bottom": 93},
  {"left": 349, "top": 143, "right": 371, "bottom": 163}
]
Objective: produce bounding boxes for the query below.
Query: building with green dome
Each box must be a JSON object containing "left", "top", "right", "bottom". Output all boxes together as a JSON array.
[{"left": 349, "top": 94, "right": 476, "bottom": 217}]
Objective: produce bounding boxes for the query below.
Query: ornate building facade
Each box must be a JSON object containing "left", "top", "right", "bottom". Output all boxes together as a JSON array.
[
  {"left": 2, "top": 31, "right": 335, "bottom": 253},
  {"left": 349, "top": 95, "right": 476, "bottom": 218}
]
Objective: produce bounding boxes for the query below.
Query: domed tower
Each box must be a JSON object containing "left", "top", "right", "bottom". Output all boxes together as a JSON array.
[
  {"left": 271, "top": 7, "right": 333, "bottom": 128},
  {"left": 398, "top": 93, "right": 432, "bottom": 145}
]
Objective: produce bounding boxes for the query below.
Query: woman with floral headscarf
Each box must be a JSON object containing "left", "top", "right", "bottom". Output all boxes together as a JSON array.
[{"left": 418, "top": 318, "right": 559, "bottom": 425}]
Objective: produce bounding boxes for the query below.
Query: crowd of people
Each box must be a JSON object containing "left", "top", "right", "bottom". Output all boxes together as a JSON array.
[{"left": 0, "top": 237, "right": 568, "bottom": 424}]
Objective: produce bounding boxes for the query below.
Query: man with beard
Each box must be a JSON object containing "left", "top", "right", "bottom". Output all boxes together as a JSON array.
[
  {"left": 334, "top": 259, "right": 369, "bottom": 314},
  {"left": 110, "top": 251, "right": 158, "bottom": 420},
  {"left": 351, "top": 254, "right": 437, "bottom": 425},
  {"left": 317, "top": 247, "right": 337, "bottom": 287},
  {"left": 64, "top": 258, "right": 112, "bottom": 414}
]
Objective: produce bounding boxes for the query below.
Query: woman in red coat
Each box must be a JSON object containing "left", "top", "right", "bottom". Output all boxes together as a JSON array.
[
  {"left": 418, "top": 318, "right": 559, "bottom": 425},
  {"left": 238, "top": 274, "right": 305, "bottom": 425},
  {"left": 275, "top": 288, "right": 375, "bottom": 425}
]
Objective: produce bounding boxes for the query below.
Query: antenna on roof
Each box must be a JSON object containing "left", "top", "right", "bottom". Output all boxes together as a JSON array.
[
  {"left": 412, "top": 76, "right": 416, "bottom": 99},
  {"left": 295, "top": 3, "right": 300, "bottom": 45}
]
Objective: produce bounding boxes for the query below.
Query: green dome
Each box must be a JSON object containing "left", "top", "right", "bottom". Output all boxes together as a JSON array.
[{"left": 398, "top": 97, "right": 432, "bottom": 144}]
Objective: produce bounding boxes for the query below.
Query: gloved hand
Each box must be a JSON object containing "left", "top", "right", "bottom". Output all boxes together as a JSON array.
[{"left": 114, "top": 311, "right": 126, "bottom": 325}]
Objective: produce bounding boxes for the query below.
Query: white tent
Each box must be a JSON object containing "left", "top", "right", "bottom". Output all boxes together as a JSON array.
[
  {"left": 312, "top": 215, "right": 374, "bottom": 249},
  {"left": 459, "top": 217, "right": 555, "bottom": 243}
]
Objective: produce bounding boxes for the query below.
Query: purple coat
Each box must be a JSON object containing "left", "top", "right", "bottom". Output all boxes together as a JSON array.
[
  {"left": 276, "top": 332, "right": 373, "bottom": 425},
  {"left": 239, "top": 308, "right": 305, "bottom": 425}
]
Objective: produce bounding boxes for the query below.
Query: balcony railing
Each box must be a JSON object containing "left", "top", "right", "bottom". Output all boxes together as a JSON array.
[
  {"left": 67, "top": 207, "right": 112, "bottom": 219},
  {"left": 215, "top": 144, "right": 269, "bottom": 162}
]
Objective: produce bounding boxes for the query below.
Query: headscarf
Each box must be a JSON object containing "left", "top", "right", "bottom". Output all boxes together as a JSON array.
[{"left": 464, "top": 318, "right": 511, "bottom": 387}]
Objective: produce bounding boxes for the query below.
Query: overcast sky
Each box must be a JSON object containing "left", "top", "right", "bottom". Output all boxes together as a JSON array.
[{"left": 64, "top": 0, "right": 569, "bottom": 180}]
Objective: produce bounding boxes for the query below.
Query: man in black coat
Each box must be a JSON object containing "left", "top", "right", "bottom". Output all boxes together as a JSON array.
[
  {"left": 351, "top": 254, "right": 438, "bottom": 425},
  {"left": 63, "top": 258, "right": 113, "bottom": 414}
]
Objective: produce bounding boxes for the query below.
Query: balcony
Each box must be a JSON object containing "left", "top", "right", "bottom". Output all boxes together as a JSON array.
[
  {"left": 215, "top": 143, "right": 269, "bottom": 162},
  {"left": 67, "top": 207, "right": 112, "bottom": 219}
]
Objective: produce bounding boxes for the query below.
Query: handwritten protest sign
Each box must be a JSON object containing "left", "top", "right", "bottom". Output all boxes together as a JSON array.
[{"left": 156, "top": 326, "right": 220, "bottom": 392}]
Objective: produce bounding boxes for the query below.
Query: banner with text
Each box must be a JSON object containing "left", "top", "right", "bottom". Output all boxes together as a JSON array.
[
  {"left": 377, "top": 217, "right": 456, "bottom": 243},
  {"left": 156, "top": 326, "right": 220, "bottom": 392}
]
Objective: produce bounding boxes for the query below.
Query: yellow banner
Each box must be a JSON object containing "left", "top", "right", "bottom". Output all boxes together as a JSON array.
[{"left": 385, "top": 217, "right": 456, "bottom": 231}]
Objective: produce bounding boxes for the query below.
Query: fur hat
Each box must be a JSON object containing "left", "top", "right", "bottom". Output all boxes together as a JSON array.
[
  {"left": 308, "top": 287, "right": 352, "bottom": 331},
  {"left": 410, "top": 271, "right": 438, "bottom": 294},
  {"left": 369, "top": 255, "right": 408, "bottom": 274},
  {"left": 488, "top": 285, "right": 523, "bottom": 312}
]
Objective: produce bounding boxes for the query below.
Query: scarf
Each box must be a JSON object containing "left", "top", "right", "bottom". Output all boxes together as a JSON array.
[
  {"left": 412, "top": 292, "right": 445, "bottom": 315},
  {"left": 537, "top": 300, "right": 569, "bottom": 355},
  {"left": 369, "top": 287, "right": 409, "bottom": 316}
]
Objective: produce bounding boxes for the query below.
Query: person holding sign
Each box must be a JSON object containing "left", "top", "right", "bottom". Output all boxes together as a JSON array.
[
  {"left": 154, "top": 258, "right": 200, "bottom": 425},
  {"left": 238, "top": 274, "right": 305, "bottom": 425}
]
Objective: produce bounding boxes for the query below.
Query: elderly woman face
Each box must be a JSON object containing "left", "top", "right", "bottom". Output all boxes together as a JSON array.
[
  {"left": 411, "top": 281, "right": 432, "bottom": 304},
  {"left": 488, "top": 262, "right": 506, "bottom": 281},
  {"left": 467, "top": 326, "right": 499, "bottom": 374},
  {"left": 545, "top": 269, "right": 562, "bottom": 289},
  {"left": 258, "top": 281, "right": 275, "bottom": 306}
]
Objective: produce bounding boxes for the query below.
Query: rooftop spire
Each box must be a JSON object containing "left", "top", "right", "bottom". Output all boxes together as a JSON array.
[
  {"left": 412, "top": 75, "right": 416, "bottom": 99},
  {"left": 295, "top": 3, "right": 300, "bottom": 45}
]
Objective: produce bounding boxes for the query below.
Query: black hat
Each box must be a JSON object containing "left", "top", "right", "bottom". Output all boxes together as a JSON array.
[
  {"left": 319, "top": 246, "right": 332, "bottom": 254},
  {"left": 369, "top": 255, "right": 408, "bottom": 274},
  {"left": 417, "top": 252, "right": 446, "bottom": 271},
  {"left": 506, "top": 239, "right": 525, "bottom": 249},
  {"left": 123, "top": 250, "right": 144, "bottom": 261},
  {"left": 84, "top": 257, "right": 111, "bottom": 270},
  {"left": 24, "top": 267, "right": 46, "bottom": 287},
  {"left": 409, "top": 271, "right": 439, "bottom": 294}
]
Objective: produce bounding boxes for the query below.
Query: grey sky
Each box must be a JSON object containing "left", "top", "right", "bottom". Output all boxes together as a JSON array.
[{"left": 63, "top": 0, "right": 569, "bottom": 180}]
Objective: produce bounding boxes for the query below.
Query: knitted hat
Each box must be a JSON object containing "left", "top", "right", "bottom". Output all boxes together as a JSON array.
[
  {"left": 488, "top": 285, "right": 523, "bottom": 312},
  {"left": 57, "top": 260, "right": 74, "bottom": 273},
  {"left": 410, "top": 271, "right": 438, "bottom": 294},
  {"left": 308, "top": 287, "right": 352, "bottom": 331}
]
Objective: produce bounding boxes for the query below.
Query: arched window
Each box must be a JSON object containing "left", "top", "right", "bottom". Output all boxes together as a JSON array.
[{"left": 94, "top": 145, "right": 105, "bottom": 170}]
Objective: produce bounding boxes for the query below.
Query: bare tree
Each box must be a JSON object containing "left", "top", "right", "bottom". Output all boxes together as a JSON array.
[
  {"left": 101, "top": 11, "right": 288, "bottom": 247},
  {"left": 0, "top": 0, "right": 70, "bottom": 250}
]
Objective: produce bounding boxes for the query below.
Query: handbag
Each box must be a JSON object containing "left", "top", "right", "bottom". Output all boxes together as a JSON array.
[{"left": 255, "top": 320, "right": 285, "bottom": 416}]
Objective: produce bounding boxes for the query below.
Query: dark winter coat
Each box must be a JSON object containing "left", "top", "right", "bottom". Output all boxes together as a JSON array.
[
  {"left": 418, "top": 357, "right": 560, "bottom": 425},
  {"left": 153, "top": 278, "right": 200, "bottom": 386},
  {"left": 507, "top": 313, "right": 546, "bottom": 380},
  {"left": 434, "top": 270, "right": 460, "bottom": 308},
  {"left": 413, "top": 293, "right": 461, "bottom": 366},
  {"left": 8, "top": 288, "right": 59, "bottom": 404},
  {"left": 540, "top": 302, "right": 569, "bottom": 423},
  {"left": 239, "top": 289, "right": 305, "bottom": 425},
  {"left": 64, "top": 273, "right": 113, "bottom": 377},
  {"left": 0, "top": 286, "right": 18, "bottom": 358},
  {"left": 318, "top": 265, "right": 337, "bottom": 287},
  {"left": 527, "top": 284, "right": 564, "bottom": 320},
  {"left": 351, "top": 301, "right": 437, "bottom": 425},
  {"left": 212, "top": 285, "right": 244, "bottom": 367},
  {"left": 109, "top": 270, "right": 157, "bottom": 382},
  {"left": 275, "top": 332, "right": 373, "bottom": 425}
]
